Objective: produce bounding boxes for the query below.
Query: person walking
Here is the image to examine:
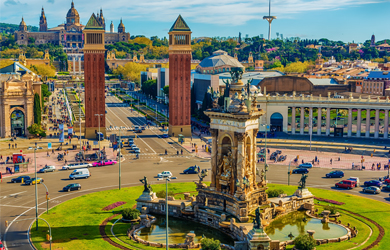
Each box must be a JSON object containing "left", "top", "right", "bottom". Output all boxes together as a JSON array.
[
  {"left": 330, "top": 158, "right": 333, "bottom": 165},
  {"left": 8, "top": 143, "right": 10, "bottom": 149},
  {"left": 15, "top": 143, "right": 17, "bottom": 148}
]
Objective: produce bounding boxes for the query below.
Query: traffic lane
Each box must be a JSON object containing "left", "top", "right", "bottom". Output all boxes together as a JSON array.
[
  {"left": 266, "top": 164, "right": 390, "bottom": 203},
  {"left": 3, "top": 157, "right": 210, "bottom": 249}
]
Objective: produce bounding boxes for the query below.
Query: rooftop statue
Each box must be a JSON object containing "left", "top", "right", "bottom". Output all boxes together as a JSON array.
[{"left": 298, "top": 173, "right": 308, "bottom": 189}]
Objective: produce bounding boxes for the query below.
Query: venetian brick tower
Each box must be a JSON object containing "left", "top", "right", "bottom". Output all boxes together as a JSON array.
[
  {"left": 83, "top": 13, "right": 106, "bottom": 139},
  {"left": 168, "top": 15, "right": 192, "bottom": 137}
]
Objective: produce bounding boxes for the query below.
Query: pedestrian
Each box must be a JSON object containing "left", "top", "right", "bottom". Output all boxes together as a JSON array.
[
  {"left": 12, "top": 144, "right": 14, "bottom": 149},
  {"left": 15, "top": 143, "right": 17, "bottom": 148},
  {"left": 315, "top": 156, "right": 317, "bottom": 162},
  {"left": 8, "top": 143, "right": 10, "bottom": 149},
  {"left": 330, "top": 158, "right": 332, "bottom": 165},
  {"left": 0, "top": 155, "right": 2, "bottom": 160},
  {"left": 352, "top": 162, "right": 354, "bottom": 169}
]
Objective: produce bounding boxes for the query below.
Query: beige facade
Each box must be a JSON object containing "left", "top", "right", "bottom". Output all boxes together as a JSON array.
[{"left": 0, "top": 73, "right": 42, "bottom": 138}]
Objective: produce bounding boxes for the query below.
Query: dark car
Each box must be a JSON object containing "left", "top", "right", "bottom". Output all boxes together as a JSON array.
[
  {"left": 63, "top": 183, "right": 81, "bottom": 192},
  {"left": 275, "top": 150, "right": 282, "bottom": 154},
  {"left": 183, "top": 166, "right": 199, "bottom": 174},
  {"left": 326, "top": 170, "right": 344, "bottom": 178},
  {"left": 11, "top": 176, "right": 31, "bottom": 183},
  {"left": 382, "top": 185, "right": 390, "bottom": 192},
  {"left": 292, "top": 168, "right": 309, "bottom": 174},
  {"left": 364, "top": 180, "right": 382, "bottom": 187}
]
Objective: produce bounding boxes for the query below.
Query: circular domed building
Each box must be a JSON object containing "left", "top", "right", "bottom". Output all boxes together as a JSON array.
[{"left": 196, "top": 50, "right": 244, "bottom": 74}]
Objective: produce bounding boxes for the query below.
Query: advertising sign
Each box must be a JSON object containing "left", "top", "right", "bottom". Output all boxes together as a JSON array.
[
  {"left": 13, "top": 153, "right": 23, "bottom": 164},
  {"left": 48, "top": 142, "right": 52, "bottom": 149},
  {"left": 59, "top": 124, "right": 65, "bottom": 143},
  {"left": 68, "top": 127, "right": 73, "bottom": 135}
]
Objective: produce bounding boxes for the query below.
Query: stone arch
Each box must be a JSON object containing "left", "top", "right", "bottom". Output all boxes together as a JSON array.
[
  {"left": 270, "top": 112, "right": 283, "bottom": 132},
  {"left": 9, "top": 107, "right": 26, "bottom": 137},
  {"left": 219, "top": 133, "right": 233, "bottom": 155}
]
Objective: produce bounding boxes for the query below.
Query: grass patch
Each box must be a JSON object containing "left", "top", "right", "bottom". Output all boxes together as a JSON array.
[{"left": 31, "top": 182, "right": 389, "bottom": 250}]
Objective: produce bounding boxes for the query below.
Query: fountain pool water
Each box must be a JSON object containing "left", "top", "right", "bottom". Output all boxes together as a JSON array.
[
  {"left": 137, "top": 214, "right": 234, "bottom": 245},
  {"left": 265, "top": 211, "right": 348, "bottom": 241}
]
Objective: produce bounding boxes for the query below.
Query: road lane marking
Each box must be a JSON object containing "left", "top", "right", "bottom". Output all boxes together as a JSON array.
[
  {"left": 9, "top": 191, "right": 27, "bottom": 197},
  {"left": 0, "top": 204, "right": 46, "bottom": 210}
]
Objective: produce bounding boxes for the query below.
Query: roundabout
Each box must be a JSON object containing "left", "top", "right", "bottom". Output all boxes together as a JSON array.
[{"left": 28, "top": 182, "right": 389, "bottom": 250}]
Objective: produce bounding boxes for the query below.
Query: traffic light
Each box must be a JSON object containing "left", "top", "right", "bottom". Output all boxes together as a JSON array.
[
  {"left": 374, "top": 149, "right": 376, "bottom": 153},
  {"left": 371, "top": 153, "right": 373, "bottom": 157},
  {"left": 46, "top": 234, "right": 51, "bottom": 241},
  {"left": 5, "top": 220, "right": 8, "bottom": 228}
]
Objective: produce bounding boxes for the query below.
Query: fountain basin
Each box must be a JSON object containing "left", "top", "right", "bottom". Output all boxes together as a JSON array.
[
  {"left": 137, "top": 214, "right": 235, "bottom": 246},
  {"left": 265, "top": 211, "right": 348, "bottom": 242}
]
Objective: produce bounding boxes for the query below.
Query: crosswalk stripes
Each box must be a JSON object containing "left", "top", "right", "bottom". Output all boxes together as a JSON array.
[{"left": 106, "top": 126, "right": 160, "bottom": 131}]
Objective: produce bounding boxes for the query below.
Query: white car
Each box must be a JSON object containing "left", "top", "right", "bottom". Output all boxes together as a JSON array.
[
  {"left": 62, "top": 162, "right": 92, "bottom": 170},
  {"left": 134, "top": 148, "right": 140, "bottom": 153},
  {"left": 157, "top": 171, "right": 172, "bottom": 178},
  {"left": 131, "top": 144, "right": 138, "bottom": 149}
]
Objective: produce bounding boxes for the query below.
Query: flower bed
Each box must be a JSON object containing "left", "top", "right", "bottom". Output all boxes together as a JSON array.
[
  {"left": 102, "top": 201, "right": 127, "bottom": 211},
  {"left": 314, "top": 197, "right": 345, "bottom": 205}
]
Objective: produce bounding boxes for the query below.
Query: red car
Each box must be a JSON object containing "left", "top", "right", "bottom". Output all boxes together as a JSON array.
[
  {"left": 92, "top": 159, "right": 117, "bottom": 167},
  {"left": 335, "top": 180, "right": 355, "bottom": 189},
  {"left": 384, "top": 178, "right": 390, "bottom": 184},
  {"left": 0, "top": 240, "right": 4, "bottom": 250}
]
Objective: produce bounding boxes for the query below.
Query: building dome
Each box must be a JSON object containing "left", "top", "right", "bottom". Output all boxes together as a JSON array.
[
  {"left": 20, "top": 17, "right": 26, "bottom": 26},
  {"left": 67, "top": 1, "right": 79, "bottom": 18},
  {"left": 118, "top": 19, "right": 125, "bottom": 33},
  {"left": 199, "top": 50, "right": 245, "bottom": 68}
]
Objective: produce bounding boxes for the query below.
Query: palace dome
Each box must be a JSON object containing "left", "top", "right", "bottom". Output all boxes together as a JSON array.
[
  {"left": 67, "top": 1, "right": 79, "bottom": 18},
  {"left": 198, "top": 50, "right": 244, "bottom": 69}
]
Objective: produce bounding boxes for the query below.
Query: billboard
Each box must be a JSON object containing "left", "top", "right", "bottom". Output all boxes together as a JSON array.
[
  {"left": 59, "top": 124, "right": 65, "bottom": 143},
  {"left": 68, "top": 127, "right": 73, "bottom": 135}
]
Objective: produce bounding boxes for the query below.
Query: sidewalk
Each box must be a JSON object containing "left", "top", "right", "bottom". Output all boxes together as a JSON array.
[{"left": 170, "top": 127, "right": 212, "bottom": 159}]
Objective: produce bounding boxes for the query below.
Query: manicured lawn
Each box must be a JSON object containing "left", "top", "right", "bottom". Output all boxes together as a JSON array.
[{"left": 31, "top": 183, "right": 389, "bottom": 250}]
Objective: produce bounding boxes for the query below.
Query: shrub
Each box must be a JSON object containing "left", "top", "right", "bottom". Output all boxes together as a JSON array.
[
  {"left": 156, "top": 190, "right": 175, "bottom": 198},
  {"left": 200, "top": 238, "right": 221, "bottom": 250},
  {"left": 122, "top": 208, "right": 140, "bottom": 220},
  {"left": 266, "top": 189, "right": 285, "bottom": 198},
  {"left": 293, "top": 234, "right": 316, "bottom": 250},
  {"left": 325, "top": 205, "right": 338, "bottom": 215}
]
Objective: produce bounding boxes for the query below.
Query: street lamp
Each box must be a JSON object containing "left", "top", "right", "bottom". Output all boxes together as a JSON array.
[
  {"left": 34, "top": 147, "right": 38, "bottom": 230},
  {"left": 155, "top": 104, "right": 158, "bottom": 127},
  {"left": 118, "top": 126, "right": 123, "bottom": 190},
  {"left": 158, "top": 176, "right": 171, "bottom": 250},
  {"left": 94, "top": 114, "right": 104, "bottom": 161},
  {"left": 288, "top": 159, "right": 294, "bottom": 186},
  {"left": 260, "top": 123, "right": 269, "bottom": 181}
]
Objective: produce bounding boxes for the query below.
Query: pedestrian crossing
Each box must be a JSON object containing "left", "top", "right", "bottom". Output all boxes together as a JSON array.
[{"left": 121, "top": 153, "right": 193, "bottom": 159}]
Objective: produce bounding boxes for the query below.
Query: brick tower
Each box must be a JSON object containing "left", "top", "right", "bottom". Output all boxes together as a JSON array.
[
  {"left": 168, "top": 15, "right": 192, "bottom": 137},
  {"left": 83, "top": 13, "right": 106, "bottom": 139}
]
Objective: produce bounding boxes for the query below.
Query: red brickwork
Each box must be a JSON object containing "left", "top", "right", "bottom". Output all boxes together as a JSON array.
[
  {"left": 84, "top": 53, "right": 106, "bottom": 128},
  {"left": 169, "top": 53, "right": 191, "bottom": 126}
]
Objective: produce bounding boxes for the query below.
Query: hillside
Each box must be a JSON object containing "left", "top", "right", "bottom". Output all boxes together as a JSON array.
[{"left": 0, "top": 22, "right": 38, "bottom": 33}]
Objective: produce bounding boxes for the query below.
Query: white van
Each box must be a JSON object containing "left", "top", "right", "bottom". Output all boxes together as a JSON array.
[
  {"left": 348, "top": 177, "right": 360, "bottom": 186},
  {"left": 62, "top": 162, "right": 92, "bottom": 170},
  {"left": 69, "top": 168, "right": 90, "bottom": 179}
]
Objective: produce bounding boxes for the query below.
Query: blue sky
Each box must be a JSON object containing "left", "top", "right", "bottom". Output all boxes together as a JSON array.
[{"left": 1, "top": 0, "right": 389, "bottom": 43}]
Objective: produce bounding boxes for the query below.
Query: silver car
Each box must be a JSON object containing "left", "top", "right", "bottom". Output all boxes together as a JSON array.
[
  {"left": 362, "top": 186, "right": 381, "bottom": 194},
  {"left": 38, "top": 165, "right": 56, "bottom": 173}
]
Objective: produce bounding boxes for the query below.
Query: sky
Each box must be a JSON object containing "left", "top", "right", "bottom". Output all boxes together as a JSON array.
[{"left": 1, "top": 0, "right": 389, "bottom": 43}]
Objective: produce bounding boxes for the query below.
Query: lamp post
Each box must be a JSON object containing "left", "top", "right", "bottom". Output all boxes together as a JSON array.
[
  {"left": 119, "top": 126, "right": 122, "bottom": 190},
  {"left": 155, "top": 104, "right": 158, "bottom": 127},
  {"left": 94, "top": 114, "right": 104, "bottom": 161},
  {"left": 78, "top": 83, "right": 82, "bottom": 153},
  {"left": 260, "top": 123, "right": 269, "bottom": 181},
  {"left": 158, "top": 176, "right": 171, "bottom": 250},
  {"left": 34, "top": 147, "right": 38, "bottom": 230},
  {"left": 288, "top": 159, "right": 294, "bottom": 186}
]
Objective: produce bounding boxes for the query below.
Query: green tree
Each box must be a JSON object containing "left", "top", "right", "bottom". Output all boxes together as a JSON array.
[
  {"left": 293, "top": 234, "right": 316, "bottom": 250},
  {"left": 200, "top": 238, "right": 221, "bottom": 250},
  {"left": 27, "top": 123, "right": 45, "bottom": 137},
  {"left": 163, "top": 85, "right": 169, "bottom": 98},
  {"left": 33, "top": 93, "right": 41, "bottom": 125}
]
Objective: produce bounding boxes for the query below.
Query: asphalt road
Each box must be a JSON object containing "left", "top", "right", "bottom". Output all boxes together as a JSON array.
[{"left": 2, "top": 95, "right": 390, "bottom": 250}]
